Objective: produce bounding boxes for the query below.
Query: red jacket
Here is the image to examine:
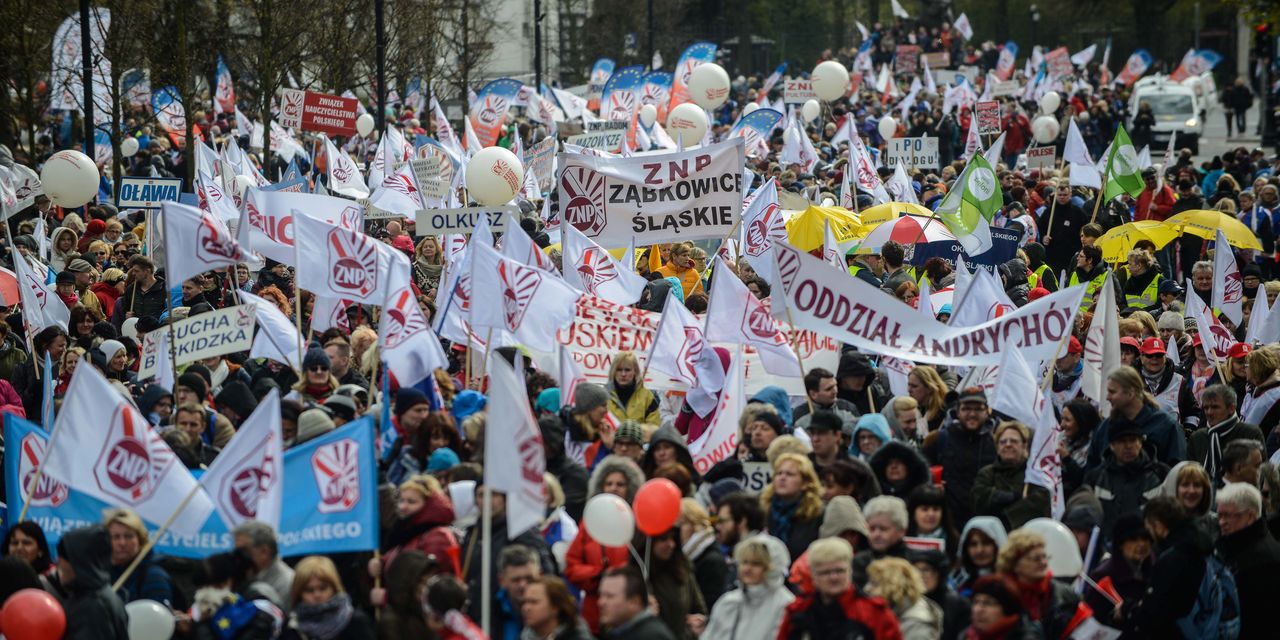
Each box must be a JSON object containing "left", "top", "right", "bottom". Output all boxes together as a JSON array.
[
  {"left": 564, "top": 527, "right": 630, "bottom": 633},
  {"left": 91, "top": 281, "right": 122, "bottom": 315},
  {"left": 0, "top": 379, "right": 26, "bottom": 418},
  {"left": 381, "top": 492, "right": 460, "bottom": 575},
  {"left": 776, "top": 587, "right": 903, "bottom": 640},
  {"left": 1134, "top": 185, "right": 1176, "bottom": 221}
]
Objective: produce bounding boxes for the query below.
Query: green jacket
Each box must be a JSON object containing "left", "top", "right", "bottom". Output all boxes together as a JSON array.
[{"left": 972, "top": 458, "right": 1051, "bottom": 530}]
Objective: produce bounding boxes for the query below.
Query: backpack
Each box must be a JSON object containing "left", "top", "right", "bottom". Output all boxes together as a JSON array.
[{"left": 1175, "top": 554, "right": 1240, "bottom": 640}]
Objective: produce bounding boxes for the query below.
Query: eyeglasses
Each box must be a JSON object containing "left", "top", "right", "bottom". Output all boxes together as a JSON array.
[{"left": 308, "top": 365, "right": 329, "bottom": 373}]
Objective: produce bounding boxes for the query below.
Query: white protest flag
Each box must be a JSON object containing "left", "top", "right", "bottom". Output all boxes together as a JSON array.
[
  {"left": 954, "top": 13, "right": 974, "bottom": 40},
  {"left": 1081, "top": 272, "right": 1120, "bottom": 415},
  {"left": 322, "top": 134, "right": 369, "bottom": 198},
  {"left": 1187, "top": 279, "right": 1234, "bottom": 367},
  {"left": 886, "top": 165, "right": 919, "bottom": 205},
  {"left": 780, "top": 117, "right": 806, "bottom": 169},
  {"left": 991, "top": 345, "right": 1064, "bottom": 518},
  {"left": 431, "top": 94, "right": 463, "bottom": 157},
  {"left": 470, "top": 242, "right": 580, "bottom": 352},
  {"left": 982, "top": 131, "right": 1007, "bottom": 169},
  {"left": 224, "top": 138, "right": 270, "bottom": 187},
  {"left": 1136, "top": 146, "right": 1152, "bottom": 171},
  {"left": 922, "top": 56, "right": 938, "bottom": 95},
  {"left": 838, "top": 156, "right": 856, "bottom": 210},
  {"left": 43, "top": 364, "right": 214, "bottom": 536},
  {"left": 294, "top": 212, "right": 396, "bottom": 305},
  {"left": 244, "top": 188, "right": 366, "bottom": 265},
  {"left": 949, "top": 267, "right": 1017, "bottom": 327},
  {"left": 197, "top": 170, "right": 237, "bottom": 221},
  {"left": 917, "top": 278, "right": 935, "bottom": 318},
  {"left": 463, "top": 116, "right": 482, "bottom": 157},
  {"left": 705, "top": 257, "right": 800, "bottom": 377},
  {"left": 381, "top": 252, "right": 448, "bottom": 386},
  {"left": 202, "top": 390, "right": 283, "bottom": 530},
  {"left": 962, "top": 110, "right": 982, "bottom": 160},
  {"left": 1065, "top": 119, "right": 1102, "bottom": 188},
  {"left": 561, "top": 223, "right": 646, "bottom": 305},
  {"left": 310, "top": 296, "right": 350, "bottom": 334},
  {"left": 1071, "top": 44, "right": 1097, "bottom": 67},
  {"left": 435, "top": 220, "right": 490, "bottom": 345},
  {"left": 1258, "top": 292, "right": 1280, "bottom": 346},
  {"left": 1166, "top": 331, "right": 1182, "bottom": 367},
  {"left": 891, "top": 0, "right": 910, "bottom": 19},
  {"left": 162, "top": 201, "right": 256, "bottom": 286},
  {"left": 196, "top": 139, "right": 219, "bottom": 178},
  {"left": 688, "top": 349, "right": 746, "bottom": 475},
  {"left": 367, "top": 159, "right": 426, "bottom": 217},
  {"left": 501, "top": 214, "right": 559, "bottom": 273},
  {"left": 739, "top": 178, "right": 787, "bottom": 284},
  {"left": 366, "top": 136, "right": 390, "bottom": 187},
  {"left": 240, "top": 290, "right": 304, "bottom": 370},
  {"left": 558, "top": 346, "right": 586, "bottom": 410},
  {"left": 484, "top": 352, "right": 546, "bottom": 535},
  {"left": 1212, "top": 228, "right": 1243, "bottom": 325},
  {"left": 848, "top": 129, "right": 892, "bottom": 203},
  {"left": 830, "top": 114, "right": 855, "bottom": 150},
  {"left": 647, "top": 295, "right": 717, "bottom": 387},
  {"left": 822, "top": 220, "right": 846, "bottom": 270},
  {"left": 11, "top": 247, "right": 69, "bottom": 331}
]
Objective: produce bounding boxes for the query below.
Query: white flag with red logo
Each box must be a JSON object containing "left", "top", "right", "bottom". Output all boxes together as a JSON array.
[
  {"left": 484, "top": 352, "right": 546, "bottom": 535},
  {"left": 42, "top": 364, "right": 214, "bottom": 536},
  {"left": 740, "top": 178, "right": 786, "bottom": 284},
  {"left": 1081, "top": 273, "right": 1120, "bottom": 416},
  {"left": 294, "top": 213, "right": 396, "bottom": 305},
  {"left": 367, "top": 160, "right": 425, "bottom": 216},
  {"left": 558, "top": 346, "right": 586, "bottom": 410},
  {"left": 197, "top": 171, "right": 238, "bottom": 221},
  {"left": 310, "top": 296, "right": 351, "bottom": 334},
  {"left": 1188, "top": 279, "right": 1235, "bottom": 367},
  {"left": 705, "top": 257, "right": 800, "bottom": 377},
  {"left": 470, "top": 242, "right": 580, "bottom": 352},
  {"left": 1212, "top": 228, "right": 1243, "bottom": 325},
  {"left": 244, "top": 188, "right": 366, "bottom": 265},
  {"left": 688, "top": 349, "right": 745, "bottom": 475},
  {"left": 11, "top": 247, "right": 68, "bottom": 332},
  {"left": 501, "top": 216, "right": 559, "bottom": 273},
  {"left": 202, "top": 390, "right": 283, "bottom": 529},
  {"left": 432, "top": 94, "right": 463, "bottom": 158},
  {"left": 323, "top": 134, "right": 370, "bottom": 198},
  {"left": 381, "top": 252, "right": 449, "bottom": 386},
  {"left": 646, "top": 298, "right": 725, "bottom": 415},
  {"left": 162, "top": 201, "right": 257, "bottom": 286},
  {"left": 240, "top": 290, "right": 304, "bottom": 370},
  {"left": 992, "top": 344, "right": 1064, "bottom": 518},
  {"left": 822, "top": 220, "right": 846, "bottom": 270},
  {"left": 561, "top": 223, "right": 645, "bottom": 305}
]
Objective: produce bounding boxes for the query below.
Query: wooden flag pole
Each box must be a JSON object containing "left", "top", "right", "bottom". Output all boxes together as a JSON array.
[
  {"left": 111, "top": 481, "right": 207, "bottom": 591},
  {"left": 784, "top": 307, "right": 815, "bottom": 415}
]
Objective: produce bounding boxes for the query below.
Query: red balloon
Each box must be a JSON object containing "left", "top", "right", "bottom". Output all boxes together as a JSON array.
[
  {"left": 1, "top": 589, "right": 66, "bottom": 640},
  {"left": 634, "top": 478, "right": 683, "bottom": 536}
]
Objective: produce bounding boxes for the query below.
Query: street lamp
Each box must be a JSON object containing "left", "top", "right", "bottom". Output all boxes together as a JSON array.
[{"left": 1030, "top": 4, "right": 1040, "bottom": 45}]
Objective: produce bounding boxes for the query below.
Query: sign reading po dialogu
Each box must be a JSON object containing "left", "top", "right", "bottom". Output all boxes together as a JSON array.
[{"left": 885, "top": 137, "right": 939, "bottom": 170}]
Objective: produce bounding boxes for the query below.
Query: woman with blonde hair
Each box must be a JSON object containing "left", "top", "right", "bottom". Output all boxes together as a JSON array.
[
  {"left": 1160, "top": 461, "right": 1214, "bottom": 522},
  {"left": 908, "top": 366, "right": 949, "bottom": 432},
  {"left": 652, "top": 241, "right": 704, "bottom": 298},
  {"left": 412, "top": 236, "right": 444, "bottom": 296},
  {"left": 605, "top": 351, "right": 660, "bottom": 428},
  {"left": 283, "top": 556, "right": 375, "bottom": 640},
  {"left": 866, "top": 557, "right": 944, "bottom": 640},
  {"left": 701, "top": 535, "right": 795, "bottom": 640},
  {"left": 678, "top": 498, "right": 727, "bottom": 608},
  {"left": 376, "top": 474, "right": 458, "bottom": 575},
  {"left": 103, "top": 507, "right": 175, "bottom": 605},
  {"left": 761, "top": 453, "right": 825, "bottom": 560}
]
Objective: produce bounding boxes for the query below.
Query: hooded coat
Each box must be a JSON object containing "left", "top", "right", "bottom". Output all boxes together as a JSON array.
[
  {"left": 850, "top": 415, "right": 893, "bottom": 461},
  {"left": 924, "top": 410, "right": 999, "bottom": 525},
  {"left": 869, "top": 441, "right": 932, "bottom": 498},
  {"left": 566, "top": 456, "right": 646, "bottom": 633},
  {"left": 537, "top": 413, "right": 590, "bottom": 521},
  {"left": 380, "top": 491, "right": 458, "bottom": 574},
  {"left": 836, "top": 352, "right": 895, "bottom": 417},
  {"left": 1000, "top": 258, "right": 1031, "bottom": 307},
  {"left": 638, "top": 279, "right": 676, "bottom": 312},
  {"left": 949, "top": 517, "right": 1009, "bottom": 598},
  {"left": 642, "top": 424, "right": 700, "bottom": 482},
  {"left": 59, "top": 526, "right": 130, "bottom": 640},
  {"left": 701, "top": 534, "right": 795, "bottom": 640}
]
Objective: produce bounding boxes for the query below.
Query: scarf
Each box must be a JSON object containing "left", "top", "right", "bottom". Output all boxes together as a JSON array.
[
  {"left": 682, "top": 527, "right": 716, "bottom": 561},
  {"left": 1140, "top": 366, "right": 1164, "bottom": 394},
  {"left": 963, "top": 614, "right": 1021, "bottom": 640},
  {"left": 769, "top": 496, "right": 800, "bottom": 543},
  {"left": 1204, "top": 416, "right": 1239, "bottom": 480},
  {"left": 613, "top": 380, "right": 636, "bottom": 407},
  {"left": 293, "top": 593, "right": 354, "bottom": 640},
  {"left": 1015, "top": 573, "right": 1053, "bottom": 621}
]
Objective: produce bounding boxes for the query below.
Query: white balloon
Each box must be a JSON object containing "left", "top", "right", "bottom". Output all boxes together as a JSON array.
[
  {"left": 233, "top": 175, "right": 256, "bottom": 198},
  {"left": 1031, "top": 115, "right": 1060, "bottom": 144},
  {"left": 667, "top": 103, "right": 708, "bottom": 147},
  {"left": 878, "top": 116, "right": 898, "bottom": 140},
  {"left": 465, "top": 146, "right": 524, "bottom": 206},
  {"left": 355, "top": 113, "right": 375, "bottom": 137},
  {"left": 801, "top": 99, "right": 821, "bottom": 123},
  {"left": 1021, "top": 519, "right": 1084, "bottom": 577},
  {"left": 120, "top": 137, "right": 140, "bottom": 158},
  {"left": 811, "top": 60, "right": 851, "bottom": 101},
  {"left": 1038, "top": 91, "right": 1061, "bottom": 115},
  {"left": 639, "top": 104, "right": 657, "bottom": 128},
  {"left": 583, "top": 493, "right": 635, "bottom": 546},
  {"left": 687, "top": 63, "right": 731, "bottom": 110},
  {"left": 125, "top": 599, "right": 175, "bottom": 640},
  {"left": 742, "top": 102, "right": 760, "bottom": 116},
  {"left": 40, "top": 150, "right": 100, "bottom": 208}
]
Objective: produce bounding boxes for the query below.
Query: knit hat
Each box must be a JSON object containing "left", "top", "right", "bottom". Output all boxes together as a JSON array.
[
  {"left": 66, "top": 259, "right": 94, "bottom": 273},
  {"left": 136, "top": 316, "right": 162, "bottom": 334},
  {"left": 97, "top": 339, "right": 126, "bottom": 361},
  {"left": 1155, "top": 313, "right": 1182, "bottom": 332},
  {"left": 323, "top": 395, "right": 358, "bottom": 422},
  {"left": 614, "top": 420, "right": 645, "bottom": 445},
  {"left": 55, "top": 271, "right": 76, "bottom": 286},
  {"left": 87, "top": 219, "right": 107, "bottom": 235},
  {"left": 177, "top": 371, "right": 208, "bottom": 399},
  {"left": 295, "top": 408, "right": 336, "bottom": 444},
  {"left": 451, "top": 390, "right": 487, "bottom": 422},
  {"left": 302, "top": 347, "right": 330, "bottom": 371},
  {"left": 214, "top": 381, "right": 258, "bottom": 419},
  {"left": 572, "top": 382, "right": 609, "bottom": 413},
  {"left": 971, "top": 576, "right": 1024, "bottom": 616},
  {"left": 708, "top": 478, "right": 745, "bottom": 507},
  {"left": 753, "top": 411, "right": 789, "bottom": 437},
  {"left": 394, "top": 388, "right": 430, "bottom": 419},
  {"left": 427, "top": 447, "right": 461, "bottom": 473},
  {"left": 1111, "top": 513, "right": 1154, "bottom": 545},
  {"left": 121, "top": 317, "right": 140, "bottom": 340},
  {"left": 1066, "top": 336, "right": 1083, "bottom": 355},
  {"left": 807, "top": 409, "right": 844, "bottom": 433},
  {"left": 534, "top": 388, "right": 561, "bottom": 414}
]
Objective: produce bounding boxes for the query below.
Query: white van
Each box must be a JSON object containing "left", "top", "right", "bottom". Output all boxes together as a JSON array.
[{"left": 1129, "top": 76, "right": 1203, "bottom": 153}]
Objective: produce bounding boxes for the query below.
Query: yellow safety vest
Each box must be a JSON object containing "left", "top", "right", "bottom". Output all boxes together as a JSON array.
[
  {"left": 1028, "top": 264, "right": 1056, "bottom": 290},
  {"left": 1125, "top": 273, "right": 1161, "bottom": 309},
  {"left": 1069, "top": 270, "right": 1108, "bottom": 310}
]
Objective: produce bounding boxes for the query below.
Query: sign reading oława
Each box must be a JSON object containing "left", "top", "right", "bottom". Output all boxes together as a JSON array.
[
  {"left": 278, "top": 89, "right": 360, "bottom": 137},
  {"left": 557, "top": 138, "right": 745, "bottom": 247}
]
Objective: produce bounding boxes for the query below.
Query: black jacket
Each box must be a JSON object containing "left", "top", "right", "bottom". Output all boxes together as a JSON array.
[
  {"left": 868, "top": 441, "right": 931, "bottom": 499},
  {"left": 1082, "top": 451, "right": 1168, "bottom": 538},
  {"left": 538, "top": 410, "right": 591, "bottom": 521},
  {"left": 114, "top": 276, "right": 168, "bottom": 326},
  {"left": 280, "top": 608, "right": 376, "bottom": 640},
  {"left": 924, "top": 412, "right": 998, "bottom": 525},
  {"left": 1126, "top": 519, "right": 1213, "bottom": 638},
  {"left": 463, "top": 516, "right": 558, "bottom": 635},
  {"left": 59, "top": 526, "right": 130, "bottom": 640},
  {"left": 1216, "top": 517, "right": 1280, "bottom": 640}
]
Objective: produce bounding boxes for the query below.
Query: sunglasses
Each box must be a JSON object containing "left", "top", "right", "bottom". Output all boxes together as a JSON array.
[{"left": 308, "top": 365, "right": 329, "bottom": 373}]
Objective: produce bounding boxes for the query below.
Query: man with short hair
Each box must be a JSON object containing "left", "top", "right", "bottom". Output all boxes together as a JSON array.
[
  {"left": 174, "top": 402, "right": 220, "bottom": 466},
  {"left": 598, "top": 567, "right": 675, "bottom": 639},
  {"left": 463, "top": 483, "right": 558, "bottom": 633},
  {"left": 878, "top": 241, "right": 912, "bottom": 296},
  {"left": 115, "top": 255, "right": 167, "bottom": 325},
  {"left": 1215, "top": 482, "right": 1280, "bottom": 640},
  {"left": 1189, "top": 385, "right": 1263, "bottom": 483},
  {"left": 65, "top": 258, "right": 104, "bottom": 315},
  {"left": 232, "top": 521, "right": 293, "bottom": 607},
  {"left": 324, "top": 339, "right": 369, "bottom": 388},
  {"left": 495, "top": 545, "right": 542, "bottom": 640},
  {"left": 1068, "top": 245, "right": 1110, "bottom": 311},
  {"left": 1222, "top": 440, "right": 1264, "bottom": 486},
  {"left": 1039, "top": 179, "right": 1088, "bottom": 273},
  {"left": 714, "top": 492, "right": 764, "bottom": 550},
  {"left": 791, "top": 367, "right": 858, "bottom": 428},
  {"left": 806, "top": 410, "right": 850, "bottom": 475},
  {"left": 1125, "top": 497, "right": 1210, "bottom": 637},
  {"left": 924, "top": 387, "right": 998, "bottom": 525}
]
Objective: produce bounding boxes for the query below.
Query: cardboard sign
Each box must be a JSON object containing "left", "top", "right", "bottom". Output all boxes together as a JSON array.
[
  {"left": 989, "top": 80, "right": 1021, "bottom": 98},
  {"left": 117, "top": 177, "right": 182, "bottom": 209},
  {"left": 414, "top": 205, "right": 515, "bottom": 235},
  {"left": 137, "top": 304, "right": 255, "bottom": 380},
  {"left": 278, "top": 89, "right": 360, "bottom": 137},
  {"left": 741, "top": 462, "right": 774, "bottom": 494},
  {"left": 586, "top": 120, "right": 628, "bottom": 132},
  {"left": 567, "top": 130, "right": 625, "bottom": 152},
  {"left": 920, "top": 51, "right": 951, "bottom": 69},
  {"left": 975, "top": 101, "right": 1002, "bottom": 135},
  {"left": 525, "top": 137, "right": 557, "bottom": 193},
  {"left": 1027, "top": 146, "right": 1057, "bottom": 171},
  {"left": 1045, "top": 46, "right": 1074, "bottom": 80},
  {"left": 783, "top": 79, "right": 819, "bottom": 104},
  {"left": 895, "top": 45, "right": 921, "bottom": 75},
  {"left": 885, "top": 137, "right": 940, "bottom": 170},
  {"left": 411, "top": 157, "right": 450, "bottom": 203}
]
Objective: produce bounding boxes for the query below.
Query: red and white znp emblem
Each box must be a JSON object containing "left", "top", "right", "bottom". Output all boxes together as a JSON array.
[
  {"left": 94, "top": 405, "right": 172, "bottom": 503},
  {"left": 326, "top": 228, "right": 379, "bottom": 297},
  {"left": 609, "top": 92, "right": 637, "bottom": 120},
  {"left": 498, "top": 261, "right": 542, "bottom": 330},
  {"left": 20, "top": 434, "right": 68, "bottom": 507},
  {"left": 383, "top": 289, "right": 428, "bottom": 349},
  {"left": 338, "top": 206, "right": 363, "bottom": 231},
  {"left": 331, "top": 154, "right": 354, "bottom": 182},
  {"left": 576, "top": 248, "right": 618, "bottom": 295},
  {"left": 197, "top": 214, "right": 243, "bottom": 264},
  {"left": 776, "top": 247, "right": 801, "bottom": 293},
  {"left": 1224, "top": 271, "right": 1243, "bottom": 305},
  {"left": 743, "top": 305, "right": 786, "bottom": 345},
  {"left": 477, "top": 96, "right": 509, "bottom": 127},
  {"left": 312, "top": 438, "right": 360, "bottom": 513},
  {"left": 217, "top": 435, "right": 277, "bottom": 519},
  {"left": 745, "top": 203, "right": 784, "bottom": 257},
  {"left": 561, "top": 167, "right": 607, "bottom": 236},
  {"left": 676, "top": 327, "right": 705, "bottom": 381}
]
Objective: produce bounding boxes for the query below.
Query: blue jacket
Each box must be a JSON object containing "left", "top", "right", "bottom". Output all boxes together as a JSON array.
[{"left": 1086, "top": 404, "right": 1186, "bottom": 471}]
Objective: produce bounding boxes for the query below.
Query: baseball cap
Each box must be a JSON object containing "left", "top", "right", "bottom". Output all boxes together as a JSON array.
[
  {"left": 957, "top": 386, "right": 988, "bottom": 406},
  {"left": 1120, "top": 336, "right": 1141, "bottom": 351},
  {"left": 1139, "top": 337, "right": 1165, "bottom": 355},
  {"left": 1066, "top": 336, "right": 1082, "bottom": 354},
  {"left": 1229, "top": 343, "right": 1252, "bottom": 360}
]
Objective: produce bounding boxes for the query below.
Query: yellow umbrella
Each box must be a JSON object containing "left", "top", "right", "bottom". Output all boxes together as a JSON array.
[
  {"left": 857, "top": 201, "right": 932, "bottom": 233},
  {"left": 785, "top": 205, "right": 862, "bottom": 252},
  {"left": 1096, "top": 221, "right": 1181, "bottom": 264},
  {"left": 1164, "top": 209, "right": 1263, "bottom": 251}
]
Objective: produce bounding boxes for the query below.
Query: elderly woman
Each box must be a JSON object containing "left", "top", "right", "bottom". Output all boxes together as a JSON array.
[
  {"left": 972, "top": 421, "right": 1050, "bottom": 529},
  {"left": 996, "top": 529, "right": 1090, "bottom": 639},
  {"left": 282, "top": 556, "right": 375, "bottom": 640},
  {"left": 701, "top": 535, "right": 795, "bottom": 640},
  {"left": 867, "top": 557, "right": 944, "bottom": 640},
  {"left": 104, "top": 508, "right": 175, "bottom": 605},
  {"left": 761, "top": 453, "right": 825, "bottom": 561}
]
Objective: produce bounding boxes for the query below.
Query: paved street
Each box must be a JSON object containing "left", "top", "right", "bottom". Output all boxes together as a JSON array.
[{"left": 1193, "top": 101, "right": 1262, "bottom": 163}]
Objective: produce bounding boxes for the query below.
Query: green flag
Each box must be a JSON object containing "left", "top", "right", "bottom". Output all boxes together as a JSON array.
[
  {"left": 935, "top": 154, "right": 999, "bottom": 256},
  {"left": 1103, "top": 125, "right": 1144, "bottom": 201}
]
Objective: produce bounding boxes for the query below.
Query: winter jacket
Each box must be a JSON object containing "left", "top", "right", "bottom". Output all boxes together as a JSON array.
[
  {"left": 686, "top": 530, "right": 728, "bottom": 608},
  {"left": 0, "top": 378, "right": 26, "bottom": 418},
  {"left": 91, "top": 281, "right": 123, "bottom": 316},
  {"left": 701, "top": 535, "right": 794, "bottom": 640},
  {"left": 923, "top": 411, "right": 999, "bottom": 525},
  {"left": 836, "top": 352, "right": 894, "bottom": 417},
  {"left": 463, "top": 516, "right": 558, "bottom": 635},
  {"left": 115, "top": 276, "right": 168, "bottom": 325},
  {"left": 1187, "top": 415, "right": 1264, "bottom": 482},
  {"left": 869, "top": 441, "right": 932, "bottom": 498},
  {"left": 567, "top": 456, "right": 645, "bottom": 633},
  {"left": 608, "top": 380, "right": 661, "bottom": 426},
  {"left": 377, "top": 551, "right": 433, "bottom": 639},
  {"left": 518, "top": 620, "right": 596, "bottom": 640},
  {"left": 1216, "top": 517, "right": 1280, "bottom": 640},
  {"left": 0, "top": 331, "right": 28, "bottom": 381},
  {"left": 971, "top": 458, "right": 1051, "bottom": 530},
  {"left": 1015, "top": 576, "right": 1086, "bottom": 640},
  {"left": 1125, "top": 519, "right": 1213, "bottom": 638},
  {"left": 1084, "top": 554, "right": 1151, "bottom": 626},
  {"left": 894, "top": 596, "right": 944, "bottom": 640},
  {"left": 381, "top": 491, "right": 459, "bottom": 574},
  {"left": 852, "top": 539, "right": 909, "bottom": 589},
  {"left": 1000, "top": 258, "right": 1031, "bottom": 308},
  {"left": 280, "top": 606, "right": 376, "bottom": 640},
  {"left": 1082, "top": 451, "right": 1168, "bottom": 538},
  {"left": 1086, "top": 404, "right": 1185, "bottom": 470},
  {"left": 949, "top": 517, "right": 1009, "bottom": 598},
  {"left": 641, "top": 423, "right": 700, "bottom": 482},
  {"left": 776, "top": 586, "right": 904, "bottom": 640},
  {"left": 603, "top": 610, "right": 676, "bottom": 640},
  {"left": 109, "top": 551, "right": 175, "bottom": 606},
  {"left": 766, "top": 494, "right": 823, "bottom": 563},
  {"left": 59, "top": 525, "right": 130, "bottom": 640},
  {"left": 538, "top": 411, "right": 591, "bottom": 520},
  {"left": 648, "top": 555, "right": 707, "bottom": 640}
]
